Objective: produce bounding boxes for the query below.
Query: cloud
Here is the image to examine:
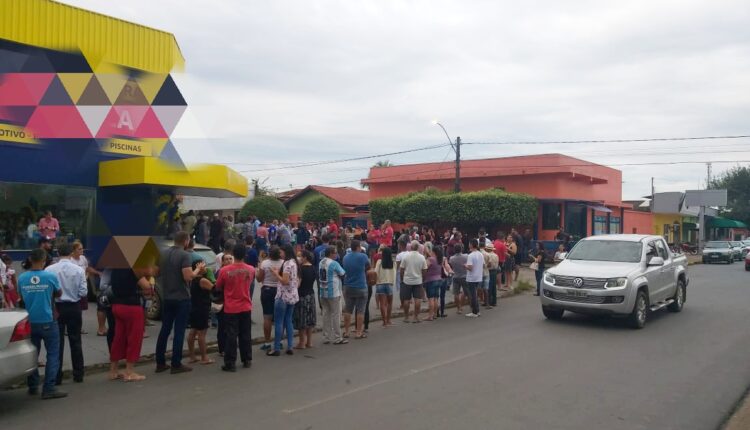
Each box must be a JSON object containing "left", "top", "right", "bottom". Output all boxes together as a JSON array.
[{"left": 63, "top": 0, "right": 750, "bottom": 197}]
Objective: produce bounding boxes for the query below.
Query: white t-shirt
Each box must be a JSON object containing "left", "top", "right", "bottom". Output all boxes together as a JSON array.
[
  {"left": 466, "top": 250, "right": 485, "bottom": 283},
  {"left": 260, "top": 259, "right": 283, "bottom": 287},
  {"left": 401, "top": 251, "right": 428, "bottom": 285},
  {"left": 71, "top": 255, "right": 89, "bottom": 272}
]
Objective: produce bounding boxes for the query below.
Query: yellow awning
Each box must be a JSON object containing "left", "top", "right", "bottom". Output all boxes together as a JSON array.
[{"left": 99, "top": 157, "right": 247, "bottom": 198}]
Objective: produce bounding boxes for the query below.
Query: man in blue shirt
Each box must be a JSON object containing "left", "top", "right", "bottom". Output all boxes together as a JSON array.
[
  {"left": 18, "top": 248, "right": 66, "bottom": 399},
  {"left": 342, "top": 240, "right": 370, "bottom": 339},
  {"left": 313, "top": 234, "right": 333, "bottom": 274}
]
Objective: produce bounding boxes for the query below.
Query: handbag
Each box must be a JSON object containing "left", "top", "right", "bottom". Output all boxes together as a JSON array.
[
  {"left": 529, "top": 262, "right": 539, "bottom": 271},
  {"left": 97, "top": 286, "right": 114, "bottom": 308}
]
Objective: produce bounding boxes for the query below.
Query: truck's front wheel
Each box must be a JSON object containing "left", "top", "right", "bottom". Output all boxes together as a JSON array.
[
  {"left": 542, "top": 307, "right": 564, "bottom": 320},
  {"left": 628, "top": 290, "right": 648, "bottom": 329}
]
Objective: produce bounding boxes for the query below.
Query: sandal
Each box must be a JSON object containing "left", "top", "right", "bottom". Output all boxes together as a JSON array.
[
  {"left": 97, "top": 331, "right": 107, "bottom": 336},
  {"left": 200, "top": 359, "right": 215, "bottom": 365},
  {"left": 266, "top": 350, "right": 281, "bottom": 356},
  {"left": 123, "top": 374, "right": 146, "bottom": 382},
  {"left": 333, "top": 338, "right": 349, "bottom": 345},
  {"left": 108, "top": 373, "right": 124, "bottom": 381},
  {"left": 354, "top": 333, "right": 368, "bottom": 339}
]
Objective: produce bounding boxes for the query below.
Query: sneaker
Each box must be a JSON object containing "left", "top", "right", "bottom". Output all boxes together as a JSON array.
[
  {"left": 155, "top": 364, "right": 171, "bottom": 373},
  {"left": 28, "top": 388, "right": 38, "bottom": 396},
  {"left": 170, "top": 365, "right": 193, "bottom": 374},
  {"left": 242, "top": 361, "right": 252, "bottom": 368},
  {"left": 41, "top": 391, "right": 68, "bottom": 400},
  {"left": 260, "top": 343, "right": 271, "bottom": 351},
  {"left": 286, "top": 349, "right": 294, "bottom": 356},
  {"left": 221, "top": 365, "right": 236, "bottom": 373},
  {"left": 465, "top": 313, "right": 478, "bottom": 318}
]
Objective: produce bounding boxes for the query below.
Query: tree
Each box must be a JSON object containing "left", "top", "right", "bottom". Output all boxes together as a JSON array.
[
  {"left": 302, "top": 196, "right": 340, "bottom": 223},
  {"left": 239, "top": 195, "right": 288, "bottom": 222},
  {"left": 373, "top": 160, "right": 393, "bottom": 167},
  {"left": 710, "top": 166, "right": 750, "bottom": 225}
]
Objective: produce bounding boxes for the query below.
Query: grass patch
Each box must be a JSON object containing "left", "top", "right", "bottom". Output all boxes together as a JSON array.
[{"left": 514, "top": 280, "right": 535, "bottom": 294}]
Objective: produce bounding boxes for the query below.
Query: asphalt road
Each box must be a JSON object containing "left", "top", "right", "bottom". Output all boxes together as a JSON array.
[{"left": 2, "top": 262, "right": 749, "bottom": 430}]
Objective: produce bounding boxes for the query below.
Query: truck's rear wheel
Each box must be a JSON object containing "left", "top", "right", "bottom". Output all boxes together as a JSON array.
[
  {"left": 628, "top": 290, "right": 648, "bottom": 329},
  {"left": 542, "top": 307, "right": 564, "bottom": 320},
  {"left": 668, "top": 279, "right": 685, "bottom": 312}
]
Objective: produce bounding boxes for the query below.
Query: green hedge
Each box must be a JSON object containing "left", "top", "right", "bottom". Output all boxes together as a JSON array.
[
  {"left": 302, "top": 196, "right": 340, "bottom": 223},
  {"left": 239, "top": 195, "right": 288, "bottom": 222},
  {"left": 370, "top": 188, "right": 537, "bottom": 226}
]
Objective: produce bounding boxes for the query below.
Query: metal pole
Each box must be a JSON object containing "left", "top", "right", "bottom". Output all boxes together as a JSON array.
[
  {"left": 698, "top": 205, "right": 705, "bottom": 251},
  {"left": 455, "top": 136, "right": 461, "bottom": 193}
]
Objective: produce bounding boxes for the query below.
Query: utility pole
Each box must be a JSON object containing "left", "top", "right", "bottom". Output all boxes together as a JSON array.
[
  {"left": 706, "top": 162, "right": 712, "bottom": 189},
  {"left": 454, "top": 136, "right": 461, "bottom": 193}
]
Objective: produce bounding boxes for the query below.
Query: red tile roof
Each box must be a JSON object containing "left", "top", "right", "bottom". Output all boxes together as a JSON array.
[{"left": 285, "top": 185, "right": 370, "bottom": 209}]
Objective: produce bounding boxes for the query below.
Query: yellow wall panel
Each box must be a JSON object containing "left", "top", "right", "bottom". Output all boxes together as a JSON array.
[{"left": 0, "top": 0, "right": 185, "bottom": 73}]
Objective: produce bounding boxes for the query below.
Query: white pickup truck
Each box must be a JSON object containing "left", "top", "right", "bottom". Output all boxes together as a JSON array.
[{"left": 540, "top": 234, "right": 689, "bottom": 329}]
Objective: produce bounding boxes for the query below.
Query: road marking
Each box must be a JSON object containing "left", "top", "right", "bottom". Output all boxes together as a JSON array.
[{"left": 282, "top": 350, "right": 483, "bottom": 414}]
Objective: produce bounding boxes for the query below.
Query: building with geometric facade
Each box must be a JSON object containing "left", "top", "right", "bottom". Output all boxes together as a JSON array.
[{"left": 0, "top": 0, "right": 246, "bottom": 264}]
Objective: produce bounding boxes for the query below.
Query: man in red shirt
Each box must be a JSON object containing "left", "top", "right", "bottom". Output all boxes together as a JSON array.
[
  {"left": 215, "top": 245, "right": 255, "bottom": 372},
  {"left": 327, "top": 219, "right": 339, "bottom": 239},
  {"left": 493, "top": 233, "right": 509, "bottom": 291},
  {"left": 380, "top": 220, "right": 394, "bottom": 250}
]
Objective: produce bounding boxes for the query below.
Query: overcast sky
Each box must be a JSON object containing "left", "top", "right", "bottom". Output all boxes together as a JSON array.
[{"left": 65, "top": 0, "right": 750, "bottom": 199}]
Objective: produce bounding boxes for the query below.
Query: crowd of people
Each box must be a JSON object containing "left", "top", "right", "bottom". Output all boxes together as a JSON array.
[{"left": 3, "top": 212, "right": 556, "bottom": 400}]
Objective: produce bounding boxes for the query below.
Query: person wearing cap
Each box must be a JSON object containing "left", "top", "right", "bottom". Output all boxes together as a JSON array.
[{"left": 485, "top": 241, "right": 499, "bottom": 308}]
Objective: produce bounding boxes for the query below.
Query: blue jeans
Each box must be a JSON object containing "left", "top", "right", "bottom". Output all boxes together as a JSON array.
[
  {"left": 28, "top": 322, "right": 60, "bottom": 394},
  {"left": 535, "top": 270, "right": 543, "bottom": 295},
  {"left": 273, "top": 299, "right": 295, "bottom": 351},
  {"left": 156, "top": 299, "right": 191, "bottom": 367}
]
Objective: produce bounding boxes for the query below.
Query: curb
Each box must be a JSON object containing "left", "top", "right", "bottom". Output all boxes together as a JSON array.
[{"left": 54, "top": 284, "right": 533, "bottom": 379}]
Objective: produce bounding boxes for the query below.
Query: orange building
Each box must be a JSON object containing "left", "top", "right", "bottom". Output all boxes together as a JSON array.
[{"left": 362, "top": 153, "right": 652, "bottom": 239}]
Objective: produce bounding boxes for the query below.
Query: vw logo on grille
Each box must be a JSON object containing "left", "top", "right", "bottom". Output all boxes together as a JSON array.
[{"left": 573, "top": 277, "right": 584, "bottom": 288}]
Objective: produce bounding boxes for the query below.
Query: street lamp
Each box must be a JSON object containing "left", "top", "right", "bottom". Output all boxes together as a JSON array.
[{"left": 432, "top": 120, "right": 461, "bottom": 193}]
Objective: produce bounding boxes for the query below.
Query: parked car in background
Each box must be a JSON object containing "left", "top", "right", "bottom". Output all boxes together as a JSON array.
[
  {"left": 541, "top": 235, "right": 688, "bottom": 329},
  {"left": 0, "top": 310, "right": 37, "bottom": 387},
  {"left": 702, "top": 241, "right": 734, "bottom": 264},
  {"left": 745, "top": 252, "right": 750, "bottom": 271},
  {"left": 146, "top": 239, "right": 218, "bottom": 320},
  {"left": 741, "top": 240, "right": 750, "bottom": 258},
  {"left": 729, "top": 242, "right": 743, "bottom": 262}
]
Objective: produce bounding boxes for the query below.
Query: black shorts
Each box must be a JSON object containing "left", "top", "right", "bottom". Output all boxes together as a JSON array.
[
  {"left": 261, "top": 286, "right": 277, "bottom": 316},
  {"left": 189, "top": 309, "right": 210, "bottom": 330},
  {"left": 400, "top": 283, "right": 424, "bottom": 302}
]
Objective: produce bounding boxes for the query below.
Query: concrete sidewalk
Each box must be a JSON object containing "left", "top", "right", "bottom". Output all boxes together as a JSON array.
[{"left": 53, "top": 267, "right": 537, "bottom": 372}]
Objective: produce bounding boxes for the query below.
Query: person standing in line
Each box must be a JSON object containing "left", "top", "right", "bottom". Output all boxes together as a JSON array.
[
  {"left": 380, "top": 220, "right": 394, "bottom": 251},
  {"left": 256, "top": 245, "right": 283, "bottom": 351},
  {"left": 318, "top": 246, "right": 347, "bottom": 345},
  {"left": 208, "top": 213, "right": 224, "bottom": 253},
  {"left": 493, "top": 233, "right": 508, "bottom": 297},
  {"left": 511, "top": 228, "right": 523, "bottom": 281},
  {"left": 295, "top": 222, "right": 310, "bottom": 252},
  {"left": 532, "top": 242, "right": 547, "bottom": 296},
  {"left": 45, "top": 243, "right": 87, "bottom": 385},
  {"left": 464, "top": 239, "right": 483, "bottom": 318},
  {"left": 478, "top": 241, "right": 491, "bottom": 308},
  {"left": 37, "top": 210, "right": 60, "bottom": 240},
  {"left": 367, "top": 225, "right": 381, "bottom": 259},
  {"left": 268, "top": 245, "right": 299, "bottom": 356},
  {"left": 294, "top": 250, "right": 317, "bottom": 349},
  {"left": 187, "top": 260, "right": 214, "bottom": 365},
  {"left": 70, "top": 241, "right": 101, "bottom": 333},
  {"left": 342, "top": 240, "right": 370, "bottom": 339},
  {"left": 182, "top": 210, "right": 198, "bottom": 238},
  {"left": 278, "top": 220, "right": 293, "bottom": 247},
  {"left": 485, "top": 242, "right": 499, "bottom": 309},
  {"left": 399, "top": 240, "right": 428, "bottom": 323},
  {"left": 374, "top": 246, "right": 395, "bottom": 327},
  {"left": 449, "top": 243, "right": 468, "bottom": 314},
  {"left": 327, "top": 218, "right": 339, "bottom": 240},
  {"left": 256, "top": 221, "right": 269, "bottom": 253},
  {"left": 439, "top": 247, "right": 453, "bottom": 318},
  {"left": 423, "top": 246, "right": 443, "bottom": 321},
  {"left": 215, "top": 245, "right": 255, "bottom": 371},
  {"left": 215, "top": 253, "right": 235, "bottom": 356},
  {"left": 155, "top": 231, "right": 203, "bottom": 374},
  {"left": 394, "top": 240, "right": 408, "bottom": 302},
  {"left": 108, "top": 266, "right": 152, "bottom": 382},
  {"left": 504, "top": 235, "right": 517, "bottom": 291},
  {"left": 19, "top": 249, "right": 66, "bottom": 399},
  {"left": 363, "top": 263, "right": 378, "bottom": 333}
]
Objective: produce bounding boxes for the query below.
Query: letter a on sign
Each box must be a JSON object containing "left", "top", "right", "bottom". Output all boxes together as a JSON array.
[{"left": 117, "top": 110, "right": 134, "bottom": 130}]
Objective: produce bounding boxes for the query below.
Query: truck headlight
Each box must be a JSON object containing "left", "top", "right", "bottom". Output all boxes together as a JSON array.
[
  {"left": 605, "top": 278, "right": 627, "bottom": 289},
  {"left": 544, "top": 272, "right": 555, "bottom": 284}
]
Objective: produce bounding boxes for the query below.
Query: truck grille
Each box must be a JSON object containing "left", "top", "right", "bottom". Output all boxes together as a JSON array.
[
  {"left": 551, "top": 292, "right": 607, "bottom": 304},
  {"left": 554, "top": 276, "right": 607, "bottom": 289}
]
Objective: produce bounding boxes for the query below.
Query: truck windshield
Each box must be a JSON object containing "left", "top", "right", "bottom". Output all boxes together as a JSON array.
[{"left": 566, "top": 240, "right": 643, "bottom": 263}]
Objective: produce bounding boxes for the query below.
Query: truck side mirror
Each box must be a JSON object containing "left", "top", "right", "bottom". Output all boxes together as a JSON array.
[{"left": 648, "top": 256, "right": 665, "bottom": 266}]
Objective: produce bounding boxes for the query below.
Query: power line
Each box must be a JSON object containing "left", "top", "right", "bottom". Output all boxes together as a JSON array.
[
  {"left": 237, "top": 143, "right": 450, "bottom": 173},
  {"left": 462, "top": 134, "right": 750, "bottom": 146}
]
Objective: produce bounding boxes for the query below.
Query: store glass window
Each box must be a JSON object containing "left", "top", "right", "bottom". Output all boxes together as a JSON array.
[
  {"left": 593, "top": 215, "right": 608, "bottom": 235},
  {"left": 0, "top": 182, "right": 95, "bottom": 250},
  {"left": 609, "top": 216, "right": 621, "bottom": 234},
  {"left": 542, "top": 203, "right": 561, "bottom": 230}
]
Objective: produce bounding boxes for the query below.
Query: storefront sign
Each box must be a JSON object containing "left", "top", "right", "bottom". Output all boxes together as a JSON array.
[
  {"left": 100, "top": 138, "right": 167, "bottom": 157},
  {"left": 0, "top": 124, "right": 37, "bottom": 145}
]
